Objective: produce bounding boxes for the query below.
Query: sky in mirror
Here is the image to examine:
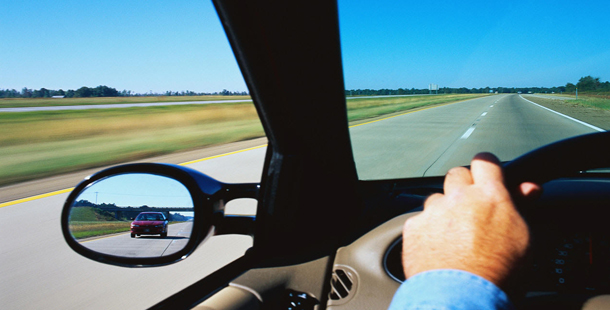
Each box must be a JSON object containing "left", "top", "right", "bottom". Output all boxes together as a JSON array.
[{"left": 76, "top": 174, "right": 193, "bottom": 208}]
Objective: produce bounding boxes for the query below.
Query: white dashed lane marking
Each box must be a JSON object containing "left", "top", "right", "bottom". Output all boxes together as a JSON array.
[
  {"left": 460, "top": 126, "right": 476, "bottom": 139},
  {"left": 460, "top": 110, "right": 490, "bottom": 140}
]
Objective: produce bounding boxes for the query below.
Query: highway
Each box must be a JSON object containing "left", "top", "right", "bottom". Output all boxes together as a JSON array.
[
  {"left": 81, "top": 222, "right": 193, "bottom": 257},
  {"left": 0, "top": 94, "right": 602, "bottom": 309},
  {"left": 351, "top": 94, "right": 600, "bottom": 179}
]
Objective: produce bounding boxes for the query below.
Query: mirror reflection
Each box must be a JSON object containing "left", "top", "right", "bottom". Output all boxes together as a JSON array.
[{"left": 68, "top": 173, "right": 194, "bottom": 258}]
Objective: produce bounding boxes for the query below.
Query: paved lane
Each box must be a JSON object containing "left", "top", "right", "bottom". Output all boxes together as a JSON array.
[
  {"left": 425, "top": 94, "right": 599, "bottom": 175},
  {"left": 82, "top": 222, "right": 193, "bottom": 257},
  {"left": 351, "top": 94, "right": 599, "bottom": 179}
]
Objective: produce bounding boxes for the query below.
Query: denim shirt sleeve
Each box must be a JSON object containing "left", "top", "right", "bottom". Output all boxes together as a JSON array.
[{"left": 388, "top": 269, "right": 515, "bottom": 310}]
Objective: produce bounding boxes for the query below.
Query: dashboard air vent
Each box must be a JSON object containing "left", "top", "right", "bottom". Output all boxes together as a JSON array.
[{"left": 329, "top": 268, "right": 355, "bottom": 300}]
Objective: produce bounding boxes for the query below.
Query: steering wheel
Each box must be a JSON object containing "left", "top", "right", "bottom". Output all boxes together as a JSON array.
[{"left": 503, "top": 131, "right": 610, "bottom": 190}]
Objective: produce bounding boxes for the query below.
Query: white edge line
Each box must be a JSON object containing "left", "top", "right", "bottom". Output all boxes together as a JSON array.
[{"left": 519, "top": 95, "right": 604, "bottom": 132}]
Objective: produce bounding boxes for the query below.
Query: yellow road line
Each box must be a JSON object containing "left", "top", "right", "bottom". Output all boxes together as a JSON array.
[
  {"left": 0, "top": 188, "right": 74, "bottom": 208},
  {"left": 0, "top": 144, "right": 269, "bottom": 208},
  {"left": 349, "top": 101, "right": 459, "bottom": 128},
  {"left": 179, "top": 144, "right": 267, "bottom": 166}
]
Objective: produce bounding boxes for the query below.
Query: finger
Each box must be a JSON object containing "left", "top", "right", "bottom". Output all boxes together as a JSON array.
[
  {"left": 444, "top": 166, "right": 473, "bottom": 193},
  {"left": 423, "top": 193, "right": 443, "bottom": 210},
  {"left": 470, "top": 152, "right": 504, "bottom": 184},
  {"left": 518, "top": 182, "right": 542, "bottom": 200}
]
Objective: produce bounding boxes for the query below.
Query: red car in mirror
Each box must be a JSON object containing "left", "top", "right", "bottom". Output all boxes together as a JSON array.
[{"left": 130, "top": 212, "right": 168, "bottom": 238}]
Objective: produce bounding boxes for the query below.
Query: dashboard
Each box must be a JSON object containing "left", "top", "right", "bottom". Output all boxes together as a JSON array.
[
  {"left": 526, "top": 178, "right": 610, "bottom": 296},
  {"left": 330, "top": 177, "right": 610, "bottom": 310}
]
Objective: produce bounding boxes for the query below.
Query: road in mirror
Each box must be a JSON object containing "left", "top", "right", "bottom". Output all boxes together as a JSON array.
[{"left": 68, "top": 173, "right": 194, "bottom": 258}]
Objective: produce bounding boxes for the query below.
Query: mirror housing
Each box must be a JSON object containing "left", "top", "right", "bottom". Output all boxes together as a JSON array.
[{"left": 61, "top": 163, "right": 258, "bottom": 267}]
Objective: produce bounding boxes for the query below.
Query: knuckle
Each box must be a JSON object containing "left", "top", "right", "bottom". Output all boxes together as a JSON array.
[{"left": 446, "top": 166, "right": 468, "bottom": 177}]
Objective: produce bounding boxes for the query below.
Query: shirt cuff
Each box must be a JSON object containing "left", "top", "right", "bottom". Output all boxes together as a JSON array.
[{"left": 388, "top": 269, "right": 515, "bottom": 310}]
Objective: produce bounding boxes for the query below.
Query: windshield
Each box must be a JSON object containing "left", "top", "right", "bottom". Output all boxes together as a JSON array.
[
  {"left": 135, "top": 213, "right": 164, "bottom": 221},
  {"left": 1, "top": 1, "right": 263, "bottom": 309},
  {"left": 338, "top": 0, "right": 610, "bottom": 180}
]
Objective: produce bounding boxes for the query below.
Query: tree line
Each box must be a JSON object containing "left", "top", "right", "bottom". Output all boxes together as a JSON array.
[
  {"left": 345, "top": 76, "right": 610, "bottom": 96},
  {"left": 74, "top": 199, "right": 191, "bottom": 222},
  {"left": 3, "top": 76, "right": 608, "bottom": 99},
  {"left": 0, "top": 85, "right": 249, "bottom": 99}
]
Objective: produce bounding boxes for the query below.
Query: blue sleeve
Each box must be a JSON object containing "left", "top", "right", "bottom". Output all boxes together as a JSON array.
[{"left": 388, "top": 269, "right": 515, "bottom": 310}]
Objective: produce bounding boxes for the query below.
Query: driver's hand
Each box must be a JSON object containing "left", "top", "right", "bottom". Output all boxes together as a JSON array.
[{"left": 401, "top": 152, "right": 541, "bottom": 287}]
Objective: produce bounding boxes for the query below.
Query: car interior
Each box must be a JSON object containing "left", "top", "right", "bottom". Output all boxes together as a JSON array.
[{"left": 59, "top": 1, "right": 610, "bottom": 310}]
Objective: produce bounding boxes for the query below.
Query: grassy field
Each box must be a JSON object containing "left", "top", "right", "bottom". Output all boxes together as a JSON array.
[
  {"left": 69, "top": 207, "right": 130, "bottom": 239},
  {"left": 0, "top": 103, "right": 264, "bottom": 186},
  {"left": 0, "top": 95, "right": 252, "bottom": 108},
  {"left": 570, "top": 95, "right": 610, "bottom": 110},
  {"left": 1, "top": 94, "right": 489, "bottom": 187},
  {"left": 534, "top": 92, "right": 610, "bottom": 110},
  {"left": 70, "top": 221, "right": 131, "bottom": 239},
  {"left": 346, "top": 94, "right": 490, "bottom": 121}
]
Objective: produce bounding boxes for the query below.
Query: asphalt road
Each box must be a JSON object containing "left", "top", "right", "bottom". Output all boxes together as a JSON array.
[
  {"left": 81, "top": 222, "right": 193, "bottom": 257},
  {"left": 0, "top": 94, "right": 603, "bottom": 309},
  {"left": 351, "top": 94, "right": 600, "bottom": 180}
]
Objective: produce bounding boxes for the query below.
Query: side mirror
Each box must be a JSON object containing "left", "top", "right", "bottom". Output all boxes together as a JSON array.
[{"left": 61, "top": 163, "right": 258, "bottom": 267}]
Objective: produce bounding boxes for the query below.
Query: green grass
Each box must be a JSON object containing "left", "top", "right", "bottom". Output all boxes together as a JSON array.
[
  {"left": 346, "top": 93, "right": 490, "bottom": 121},
  {"left": 569, "top": 96, "right": 610, "bottom": 110},
  {"left": 535, "top": 92, "right": 610, "bottom": 110},
  {"left": 70, "top": 207, "right": 115, "bottom": 221},
  {"left": 0, "top": 95, "right": 252, "bottom": 108},
  {"left": 0, "top": 94, "right": 491, "bottom": 187},
  {"left": 0, "top": 103, "right": 265, "bottom": 186},
  {"left": 69, "top": 207, "right": 130, "bottom": 239},
  {"left": 70, "top": 221, "right": 131, "bottom": 239}
]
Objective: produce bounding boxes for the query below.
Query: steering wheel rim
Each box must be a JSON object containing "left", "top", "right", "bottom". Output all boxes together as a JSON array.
[{"left": 503, "top": 131, "right": 610, "bottom": 191}]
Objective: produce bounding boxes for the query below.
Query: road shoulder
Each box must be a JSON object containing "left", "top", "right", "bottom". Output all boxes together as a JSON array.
[
  {"left": 0, "top": 137, "right": 267, "bottom": 204},
  {"left": 522, "top": 95, "right": 610, "bottom": 131}
]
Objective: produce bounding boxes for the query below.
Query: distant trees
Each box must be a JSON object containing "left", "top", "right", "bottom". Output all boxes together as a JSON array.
[
  {"left": 576, "top": 76, "right": 599, "bottom": 91},
  {"left": 0, "top": 86, "right": 249, "bottom": 99},
  {"left": 343, "top": 76, "right": 610, "bottom": 97},
  {"left": 4, "top": 77, "right": 610, "bottom": 100},
  {"left": 345, "top": 86, "right": 554, "bottom": 95},
  {"left": 65, "top": 85, "right": 119, "bottom": 98},
  {"left": 561, "top": 76, "right": 610, "bottom": 93}
]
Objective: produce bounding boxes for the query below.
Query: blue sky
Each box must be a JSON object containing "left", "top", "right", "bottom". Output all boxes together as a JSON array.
[
  {"left": 76, "top": 173, "right": 193, "bottom": 208},
  {"left": 1, "top": 0, "right": 609, "bottom": 93}
]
